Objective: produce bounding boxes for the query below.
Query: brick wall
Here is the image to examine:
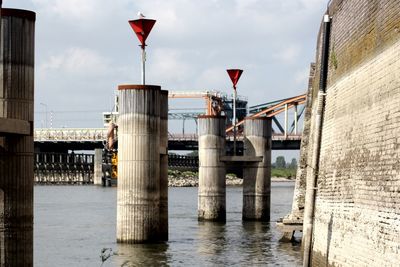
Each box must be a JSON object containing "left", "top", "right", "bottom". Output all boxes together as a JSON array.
[{"left": 306, "top": 0, "right": 400, "bottom": 266}]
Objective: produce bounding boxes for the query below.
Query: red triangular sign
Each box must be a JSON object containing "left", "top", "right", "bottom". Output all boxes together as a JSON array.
[
  {"left": 128, "top": 19, "right": 156, "bottom": 47},
  {"left": 227, "top": 69, "right": 243, "bottom": 88}
]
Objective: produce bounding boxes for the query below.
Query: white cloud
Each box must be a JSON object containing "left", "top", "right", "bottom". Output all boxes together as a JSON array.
[
  {"left": 299, "top": 0, "right": 328, "bottom": 10},
  {"left": 196, "top": 66, "right": 226, "bottom": 90},
  {"left": 39, "top": 47, "right": 109, "bottom": 77},
  {"left": 32, "top": 0, "right": 98, "bottom": 21},
  {"left": 148, "top": 48, "right": 193, "bottom": 85},
  {"left": 294, "top": 67, "right": 310, "bottom": 86},
  {"left": 12, "top": 0, "right": 328, "bottom": 128},
  {"left": 274, "top": 45, "right": 302, "bottom": 64}
]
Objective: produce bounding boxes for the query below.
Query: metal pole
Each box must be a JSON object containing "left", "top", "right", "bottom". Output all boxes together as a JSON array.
[
  {"left": 40, "top": 102, "right": 48, "bottom": 128},
  {"left": 284, "top": 103, "right": 288, "bottom": 138},
  {"left": 50, "top": 111, "right": 53, "bottom": 128},
  {"left": 141, "top": 47, "right": 146, "bottom": 85},
  {"left": 294, "top": 104, "right": 298, "bottom": 135},
  {"left": 233, "top": 88, "right": 237, "bottom": 155}
]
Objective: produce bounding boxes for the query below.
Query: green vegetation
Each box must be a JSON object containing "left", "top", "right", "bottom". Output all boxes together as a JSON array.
[
  {"left": 271, "top": 168, "right": 296, "bottom": 178},
  {"left": 271, "top": 156, "right": 298, "bottom": 179}
]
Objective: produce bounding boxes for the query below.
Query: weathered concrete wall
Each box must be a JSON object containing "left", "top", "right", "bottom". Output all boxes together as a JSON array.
[
  {"left": 286, "top": 63, "right": 315, "bottom": 222},
  {"left": 116, "top": 85, "right": 161, "bottom": 243},
  {"left": 198, "top": 116, "right": 226, "bottom": 222},
  {"left": 242, "top": 118, "right": 271, "bottom": 221},
  {"left": 305, "top": 0, "right": 400, "bottom": 265},
  {"left": 0, "top": 8, "right": 36, "bottom": 266}
]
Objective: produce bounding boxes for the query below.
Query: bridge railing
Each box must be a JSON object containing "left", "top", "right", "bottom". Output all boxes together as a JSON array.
[
  {"left": 35, "top": 129, "right": 301, "bottom": 143},
  {"left": 168, "top": 133, "right": 198, "bottom": 142},
  {"left": 170, "top": 133, "right": 301, "bottom": 142},
  {"left": 34, "top": 128, "right": 107, "bottom": 142}
]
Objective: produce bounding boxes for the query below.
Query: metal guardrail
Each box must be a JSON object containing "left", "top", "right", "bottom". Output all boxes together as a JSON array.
[
  {"left": 35, "top": 129, "right": 301, "bottom": 143},
  {"left": 34, "top": 128, "right": 107, "bottom": 142}
]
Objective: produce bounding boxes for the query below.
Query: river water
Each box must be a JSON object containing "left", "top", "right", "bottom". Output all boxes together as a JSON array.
[{"left": 34, "top": 183, "right": 302, "bottom": 266}]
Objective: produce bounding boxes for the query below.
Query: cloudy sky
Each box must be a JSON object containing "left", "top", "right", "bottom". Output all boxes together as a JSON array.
[{"left": 9, "top": 0, "right": 327, "bottom": 132}]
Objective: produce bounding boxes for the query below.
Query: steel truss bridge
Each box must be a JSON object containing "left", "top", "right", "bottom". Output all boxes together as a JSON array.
[
  {"left": 34, "top": 129, "right": 301, "bottom": 152},
  {"left": 34, "top": 93, "right": 306, "bottom": 152}
]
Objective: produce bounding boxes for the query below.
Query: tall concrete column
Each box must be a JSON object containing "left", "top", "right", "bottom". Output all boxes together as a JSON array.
[
  {"left": 243, "top": 117, "right": 272, "bottom": 221},
  {"left": 93, "top": 149, "right": 103, "bottom": 185},
  {"left": 116, "top": 84, "right": 161, "bottom": 243},
  {"left": 198, "top": 116, "right": 226, "bottom": 222},
  {"left": 159, "top": 90, "right": 168, "bottom": 240},
  {"left": 0, "top": 8, "right": 36, "bottom": 266}
]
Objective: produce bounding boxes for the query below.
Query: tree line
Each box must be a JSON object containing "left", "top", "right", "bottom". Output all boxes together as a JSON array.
[{"left": 273, "top": 156, "right": 297, "bottom": 169}]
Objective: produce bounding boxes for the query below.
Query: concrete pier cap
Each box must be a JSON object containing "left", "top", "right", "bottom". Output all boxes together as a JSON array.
[
  {"left": 116, "top": 84, "right": 167, "bottom": 243},
  {"left": 242, "top": 117, "right": 272, "bottom": 221},
  {"left": 197, "top": 115, "right": 227, "bottom": 222}
]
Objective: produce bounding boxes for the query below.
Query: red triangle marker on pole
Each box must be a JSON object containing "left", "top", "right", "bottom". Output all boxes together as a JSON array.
[
  {"left": 128, "top": 18, "right": 156, "bottom": 85},
  {"left": 128, "top": 19, "right": 156, "bottom": 48},
  {"left": 227, "top": 69, "right": 243, "bottom": 89}
]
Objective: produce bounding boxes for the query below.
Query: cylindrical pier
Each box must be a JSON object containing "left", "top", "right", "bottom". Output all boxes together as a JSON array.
[
  {"left": 116, "top": 84, "right": 161, "bottom": 243},
  {"left": 243, "top": 117, "right": 272, "bottom": 221},
  {"left": 93, "top": 149, "right": 103, "bottom": 185},
  {"left": 198, "top": 116, "right": 226, "bottom": 222},
  {"left": 0, "top": 8, "right": 36, "bottom": 266},
  {"left": 159, "top": 90, "right": 168, "bottom": 240}
]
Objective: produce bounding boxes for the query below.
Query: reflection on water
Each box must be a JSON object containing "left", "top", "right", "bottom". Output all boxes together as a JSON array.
[
  {"left": 241, "top": 221, "right": 272, "bottom": 265},
  {"left": 197, "top": 221, "right": 227, "bottom": 264},
  {"left": 115, "top": 243, "right": 170, "bottom": 266},
  {"left": 34, "top": 183, "right": 302, "bottom": 267}
]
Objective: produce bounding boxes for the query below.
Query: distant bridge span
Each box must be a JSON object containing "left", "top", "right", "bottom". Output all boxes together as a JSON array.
[
  {"left": 34, "top": 93, "right": 306, "bottom": 152},
  {"left": 34, "top": 128, "right": 301, "bottom": 152}
]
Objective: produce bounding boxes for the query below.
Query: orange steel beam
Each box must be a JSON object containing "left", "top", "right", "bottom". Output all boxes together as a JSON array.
[
  {"left": 168, "top": 92, "right": 223, "bottom": 116},
  {"left": 226, "top": 94, "right": 306, "bottom": 132},
  {"left": 168, "top": 95, "right": 204, "bottom": 98},
  {"left": 266, "top": 99, "right": 306, "bottom": 117}
]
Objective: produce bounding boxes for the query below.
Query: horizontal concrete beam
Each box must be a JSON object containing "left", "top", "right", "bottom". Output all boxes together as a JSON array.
[
  {"left": 220, "top": 156, "right": 263, "bottom": 162},
  {"left": 276, "top": 222, "right": 303, "bottom": 232},
  {"left": 0, "top": 118, "right": 30, "bottom": 135}
]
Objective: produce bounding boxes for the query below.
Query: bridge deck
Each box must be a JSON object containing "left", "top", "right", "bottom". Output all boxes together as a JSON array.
[{"left": 34, "top": 129, "right": 301, "bottom": 151}]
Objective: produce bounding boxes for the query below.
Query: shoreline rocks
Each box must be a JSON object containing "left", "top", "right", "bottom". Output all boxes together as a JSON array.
[{"left": 167, "top": 170, "right": 294, "bottom": 187}]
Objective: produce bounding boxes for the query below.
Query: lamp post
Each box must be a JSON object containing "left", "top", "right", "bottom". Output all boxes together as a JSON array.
[
  {"left": 128, "top": 17, "right": 156, "bottom": 85},
  {"left": 226, "top": 69, "right": 243, "bottom": 155}
]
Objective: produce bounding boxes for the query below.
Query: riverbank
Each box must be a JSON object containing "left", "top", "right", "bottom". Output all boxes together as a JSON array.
[{"left": 168, "top": 170, "right": 294, "bottom": 187}]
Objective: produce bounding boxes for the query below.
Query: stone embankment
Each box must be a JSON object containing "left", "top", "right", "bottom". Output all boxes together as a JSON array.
[{"left": 168, "top": 170, "right": 293, "bottom": 187}]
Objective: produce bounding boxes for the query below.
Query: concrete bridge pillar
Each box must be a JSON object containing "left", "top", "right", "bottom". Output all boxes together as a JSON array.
[
  {"left": 0, "top": 8, "right": 36, "bottom": 266},
  {"left": 93, "top": 148, "right": 103, "bottom": 185},
  {"left": 243, "top": 117, "right": 272, "bottom": 221},
  {"left": 116, "top": 84, "right": 162, "bottom": 243},
  {"left": 159, "top": 90, "right": 168, "bottom": 240},
  {"left": 198, "top": 116, "right": 226, "bottom": 222}
]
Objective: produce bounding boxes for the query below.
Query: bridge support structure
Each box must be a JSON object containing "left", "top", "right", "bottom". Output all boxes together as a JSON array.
[
  {"left": 198, "top": 115, "right": 226, "bottom": 222},
  {"left": 242, "top": 118, "right": 272, "bottom": 221},
  {"left": 159, "top": 90, "right": 168, "bottom": 240},
  {"left": 0, "top": 8, "right": 36, "bottom": 266},
  {"left": 197, "top": 116, "right": 273, "bottom": 222},
  {"left": 116, "top": 84, "right": 167, "bottom": 243},
  {"left": 93, "top": 148, "right": 103, "bottom": 185}
]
